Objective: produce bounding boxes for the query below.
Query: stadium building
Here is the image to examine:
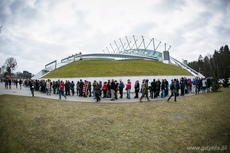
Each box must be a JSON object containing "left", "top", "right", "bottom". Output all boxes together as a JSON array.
[{"left": 32, "top": 36, "right": 203, "bottom": 80}]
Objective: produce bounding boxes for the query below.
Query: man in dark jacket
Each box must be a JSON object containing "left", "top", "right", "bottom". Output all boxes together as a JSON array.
[
  {"left": 118, "top": 79, "right": 124, "bottom": 98},
  {"left": 151, "top": 79, "right": 157, "bottom": 98},
  {"left": 110, "top": 79, "right": 116, "bottom": 101},
  {"left": 167, "top": 79, "right": 177, "bottom": 102},
  {"left": 79, "top": 79, "right": 84, "bottom": 97}
]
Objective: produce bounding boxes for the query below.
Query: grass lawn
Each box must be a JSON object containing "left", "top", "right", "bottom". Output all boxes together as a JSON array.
[
  {"left": 43, "top": 60, "right": 192, "bottom": 78},
  {"left": 0, "top": 88, "right": 230, "bottom": 153}
]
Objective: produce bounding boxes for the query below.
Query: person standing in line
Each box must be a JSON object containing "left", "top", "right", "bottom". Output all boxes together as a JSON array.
[
  {"left": 98, "top": 81, "right": 102, "bottom": 98},
  {"left": 206, "top": 77, "right": 211, "bottom": 93},
  {"left": 92, "top": 80, "right": 96, "bottom": 98},
  {"left": 192, "top": 78, "right": 196, "bottom": 93},
  {"left": 56, "top": 80, "right": 60, "bottom": 94},
  {"left": 195, "top": 77, "right": 200, "bottom": 94},
  {"left": 46, "top": 79, "right": 51, "bottom": 95},
  {"left": 102, "top": 82, "right": 108, "bottom": 98},
  {"left": 15, "top": 79, "right": 18, "bottom": 89},
  {"left": 126, "top": 79, "right": 131, "bottom": 99},
  {"left": 156, "top": 79, "right": 161, "bottom": 97},
  {"left": 19, "top": 79, "right": 23, "bottom": 89},
  {"left": 107, "top": 80, "right": 111, "bottom": 98},
  {"left": 5, "top": 79, "right": 8, "bottom": 89},
  {"left": 176, "top": 79, "right": 180, "bottom": 96},
  {"left": 110, "top": 79, "right": 116, "bottom": 101},
  {"left": 29, "top": 80, "right": 35, "bottom": 97},
  {"left": 151, "top": 79, "right": 157, "bottom": 98},
  {"left": 83, "top": 80, "right": 88, "bottom": 97},
  {"left": 180, "top": 78, "right": 185, "bottom": 96},
  {"left": 202, "top": 78, "right": 207, "bottom": 93},
  {"left": 134, "top": 80, "right": 140, "bottom": 98},
  {"left": 161, "top": 79, "right": 166, "bottom": 98},
  {"left": 71, "top": 81, "right": 75, "bottom": 96},
  {"left": 139, "top": 79, "right": 150, "bottom": 102},
  {"left": 41, "top": 80, "right": 46, "bottom": 93},
  {"left": 8, "top": 79, "right": 11, "bottom": 89},
  {"left": 88, "top": 81, "right": 92, "bottom": 97},
  {"left": 199, "top": 77, "right": 202, "bottom": 93},
  {"left": 95, "top": 82, "right": 101, "bottom": 102},
  {"left": 165, "top": 79, "right": 169, "bottom": 97},
  {"left": 167, "top": 79, "right": 177, "bottom": 102},
  {"left": 79, "top": 79, "right": 84, "bottom": 97},
  {"left": 64, "top": 81, "right": 68, "bottom": 95},
  {"left": 150, "top": 79, "right": 154, "bottom": 99},
  {"left": 184, "top": 78, "right": 188, "bottom": 94},
  {"left": 189, "top": 78, "right": 192, "bottom": 93},
  {"left": 118, "top": 79, "right": 124, "bottom": 98},
  {"left": 65, "top": 81, "right": 70, "bottom": 96},
  {"left": 114, "top": 80, "right": 119, "bottom": 99},
  {"left": 76, "top": 81, "right": 80, "bottom": 96},
  {"left": 52, "top": 81, "right": 56, "bottom": 94},
  {"left": 59, "top": 81, "right": 67, "bottom": 100},
  {"left": 140, "top": 79, "right": 145, "bottom": 97}
]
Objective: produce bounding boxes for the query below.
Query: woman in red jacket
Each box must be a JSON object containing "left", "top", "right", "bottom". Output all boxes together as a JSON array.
[
  {"left": 102, "top": 82, "right": 108, "bottom": 98},
  {"left": 59, "top": 81, "right": 67, "bottom": 99},
  {"left": 126, "top": 79, "right": 131, "bottom": 99}
]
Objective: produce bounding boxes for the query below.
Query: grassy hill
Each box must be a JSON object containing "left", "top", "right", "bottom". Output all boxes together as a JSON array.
[{"left": 43, "top": 59, "right": 192, "bottom": 78}]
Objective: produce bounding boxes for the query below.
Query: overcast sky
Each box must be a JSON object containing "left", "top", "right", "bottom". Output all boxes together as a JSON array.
[{"left": 0, "top": 0, "right": 229, "bottom": 74}]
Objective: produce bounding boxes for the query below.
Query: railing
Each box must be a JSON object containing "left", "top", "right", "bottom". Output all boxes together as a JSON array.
[{"left": 170, "top": 56, "right": 201, "bottom": 77}]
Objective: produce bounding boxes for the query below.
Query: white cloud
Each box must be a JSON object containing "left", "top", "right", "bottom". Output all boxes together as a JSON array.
[{"left": 0, "top": 0, "right": 229, "bottom": 74}]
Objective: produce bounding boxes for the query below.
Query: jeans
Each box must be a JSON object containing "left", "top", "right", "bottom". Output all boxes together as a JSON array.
[
  {"left": 111, "top": 89, "right": 115, "bottom": 100},
  {"left": 127, "top": 89, "right": 130, "bottom": 99},
  {"left": 187, "top": 86, "right": 190, "bottom": 93},
  {"left": 46, "top": 88, "right": 51, "bottom": 95},
  {"left": 161, "top": 89, "right": 165, "bottom": 98}
]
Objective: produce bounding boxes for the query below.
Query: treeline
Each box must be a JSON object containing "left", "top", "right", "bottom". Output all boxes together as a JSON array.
[{"left": 188, "top": 45, "right": 230, "bottom": 79}]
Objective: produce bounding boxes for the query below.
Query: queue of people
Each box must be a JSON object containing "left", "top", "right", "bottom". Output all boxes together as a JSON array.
[
  {"left": 3, "top": 79, "right": 23, "bottom": 89},
  {"left": 3, "top": 76, "right": 213, "bottom": 102}
]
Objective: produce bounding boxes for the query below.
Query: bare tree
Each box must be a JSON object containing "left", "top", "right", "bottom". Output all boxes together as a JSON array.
[{"left": 4, "top": 57, "right": 17, "bottom": 78}]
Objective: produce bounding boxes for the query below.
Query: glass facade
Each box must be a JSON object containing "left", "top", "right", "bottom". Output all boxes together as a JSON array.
[{"left": 121, "top": 49, "right": 162, "bottom": 61}]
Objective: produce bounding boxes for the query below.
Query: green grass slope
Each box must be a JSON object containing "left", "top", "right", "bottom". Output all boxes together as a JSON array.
[{"left": 43, "top": 60, "right": 192, "bottom": 78}]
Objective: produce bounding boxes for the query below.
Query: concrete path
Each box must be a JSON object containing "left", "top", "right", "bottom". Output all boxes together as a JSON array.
[{"left": 0, "top": 83, "right": 193, "bottom": 103}]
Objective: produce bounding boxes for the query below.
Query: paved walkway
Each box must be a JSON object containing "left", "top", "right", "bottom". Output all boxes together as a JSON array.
[{"left": 0, "top": 83, "right": 193, "bottom": 103}]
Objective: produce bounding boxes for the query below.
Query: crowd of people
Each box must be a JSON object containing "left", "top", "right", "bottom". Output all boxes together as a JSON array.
[
  {"left": 2, "top": 79, "right": 24, "bottom": 90},
  {"left": 3, "top": 77, "right": 212, "bottom": 102}
]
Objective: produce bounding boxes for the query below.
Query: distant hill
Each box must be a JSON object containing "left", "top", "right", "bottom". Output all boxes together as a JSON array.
[{"left": 43, "top": 60, "right": 192, "bottom": 78}]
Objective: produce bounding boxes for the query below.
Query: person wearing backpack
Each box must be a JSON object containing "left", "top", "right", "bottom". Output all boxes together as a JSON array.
[{"left": 167, "top": 79, "right": 177, "bottom": 102}]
